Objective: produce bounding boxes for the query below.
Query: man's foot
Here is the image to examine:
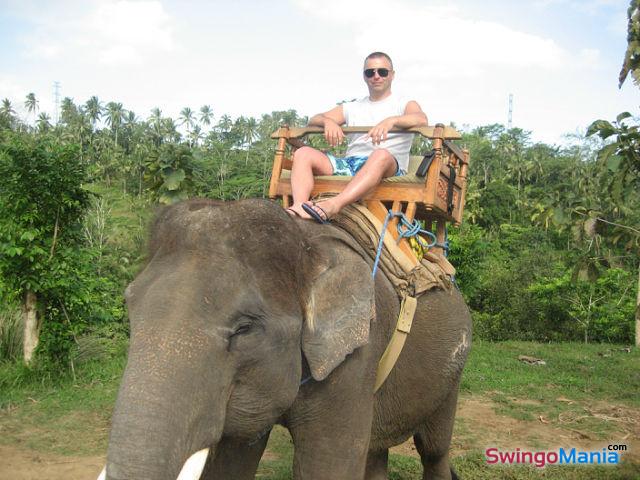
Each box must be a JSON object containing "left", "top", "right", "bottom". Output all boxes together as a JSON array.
[
  {"left": 302, "top": 199, "right": 341, "bottom": 224},
  {"left": 302, "top": 203, "right": 329, "bottom": 224},
  {"left": 285, "top": 207, "right": 302, "bottom": 218},
  {"left": 286, "top": 204, "right": 316, "bottom": 220}
]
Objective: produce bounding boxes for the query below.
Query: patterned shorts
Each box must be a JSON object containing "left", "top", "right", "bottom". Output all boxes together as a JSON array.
[{"left": 326, "top": 153, "right": 405, "bottom": 176}]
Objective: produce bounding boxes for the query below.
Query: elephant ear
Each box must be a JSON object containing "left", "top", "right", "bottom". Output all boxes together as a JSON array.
[{"left": 301, "top": 231, "right": 375, "bottom": 381}]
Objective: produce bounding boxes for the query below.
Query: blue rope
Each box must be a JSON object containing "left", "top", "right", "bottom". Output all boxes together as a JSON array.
[
  {"left": 372, "top": 210, "right": 399, "bottom": 277},
  {"left": 372, "top": 209, "right": 450, "bottom": 277}
]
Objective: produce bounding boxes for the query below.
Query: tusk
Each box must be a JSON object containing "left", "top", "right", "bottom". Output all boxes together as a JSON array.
[
  {"left": 97, "top": 466, "right": 106, "bottom": 480},
  {"left": 176, "top": 448, "right": 210, "bottom": 480}
]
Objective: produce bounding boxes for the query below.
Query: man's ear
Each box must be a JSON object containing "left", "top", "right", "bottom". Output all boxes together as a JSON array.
[{"left": 301, "top": 232, "right": 375, "bottom": 381}]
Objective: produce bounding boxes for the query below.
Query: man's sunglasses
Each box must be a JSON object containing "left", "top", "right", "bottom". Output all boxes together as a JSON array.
[{"left": 364, "top": 68, "right": 390, "bottom": 78}]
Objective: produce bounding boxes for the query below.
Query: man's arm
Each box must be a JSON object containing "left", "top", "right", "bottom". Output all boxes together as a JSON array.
[
  {"left": 308, "top": 105, "right": 345, "bottom": 147},
  {"left": 367, "top": 100, "right": 428, "bottom": 145}
]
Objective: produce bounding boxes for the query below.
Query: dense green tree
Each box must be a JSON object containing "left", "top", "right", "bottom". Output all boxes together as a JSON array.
[
  {"left": 586, "top": 0, "right": 640, "bottom": 346},
  {"left": 0, "top": 133, "right": 92, "bottom": 363},
  {"left": 144, "top": 143, "right": 196, "bottom": 204},
  {"left": 619, "top": 0, "right": 640, "bottom": 87}
]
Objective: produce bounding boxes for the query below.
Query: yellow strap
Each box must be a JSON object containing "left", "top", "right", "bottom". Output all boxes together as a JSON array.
[{"left": 373, "top": 295, "right": 417, "bottom": 392}]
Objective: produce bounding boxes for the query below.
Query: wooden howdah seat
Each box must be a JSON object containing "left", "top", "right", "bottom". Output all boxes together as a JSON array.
[{"left": 268, "top": 124, "right": 470, "bottom": 266}]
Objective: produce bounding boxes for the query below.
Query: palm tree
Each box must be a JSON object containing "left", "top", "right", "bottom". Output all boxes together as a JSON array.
[
  {"left": 149, "top": 107, "right": 163, "bottom": 146},
  {"left": 189, "top": 124, "right": 203, "bottom": 147},
  {"left": 60, "top": 97, "right": 78, "bottom": 126},
  {"left": 122, "top": 110, "right": 138, "bottom": 153},
  {"left": 240, "top": 116, "right": 258, "bottom": 164},
  {"left": 105, "top": 101, "right": 125, "bottom": 147},
  {"left": 179, "top": 107, "right": 195, "bottom": 138},
  {"left": 77, "top": 110, "right": 91, "bottom": 162},
  {"left": 85, "top": 96, "right": 103, "bottom": 130},
  {"left": 125, "top": 110, "right": 137, "bottom": 125},
  {"left": 36, "top": 112, "right": 51, "bottom": 133},
  {"left": 199, "top": 105, "right": 213, "bottom": 127},
  {"left": 216, "top": 114, "right": 233, "bottom": 142},
  {"left": 243, "top": 117, "right": 258, "bottom": 145},
  {"left": 162, "top": 117, "right": 181, "bottom": 143},
  {"left": 1, "top": 98, "right": 17, "bottom": 128},
  {"left": 24, "top": 93, "right": 38, "bottom": 125}
]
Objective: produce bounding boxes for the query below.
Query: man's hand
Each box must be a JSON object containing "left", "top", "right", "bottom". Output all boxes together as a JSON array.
[
  {"left": 366, "top": 117, "right": 397, "bottom": 145},
  {"left": 324, "top": 118, "right": 345, "bottom": 147}
]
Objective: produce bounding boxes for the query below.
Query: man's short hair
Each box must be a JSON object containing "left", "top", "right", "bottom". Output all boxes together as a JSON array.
[{"left": 364, "top": 52, "right": 393, "bottom": 70}]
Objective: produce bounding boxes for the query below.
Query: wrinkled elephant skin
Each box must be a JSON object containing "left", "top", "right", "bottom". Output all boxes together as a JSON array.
[{"left": 102, "top": 199, "right": 471, "bottom": 480}]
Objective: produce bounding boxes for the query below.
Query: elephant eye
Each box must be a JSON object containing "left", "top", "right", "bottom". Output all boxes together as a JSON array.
[
  {"left": 227, "top": 321, "right": 256, "bottom": 352},
  {"left": 227, "top": 314, "right": 264, "bottom": 350},
  {"left": 232, "top": 323, "right": 253, "bottom": 337}
]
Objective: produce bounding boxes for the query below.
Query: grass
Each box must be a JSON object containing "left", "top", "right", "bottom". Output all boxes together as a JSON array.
[
  {"left": 0, "top": 340, "right": 638, "bottom": 478},
  {"left": 0, "top": 340, "right": 127, "bottom": 456},
  {"left": 462, "top": 340, "right": 640, "bottom": 405},
  {"left": 461, "top": 340, "right": 640, "bottom": 438}
]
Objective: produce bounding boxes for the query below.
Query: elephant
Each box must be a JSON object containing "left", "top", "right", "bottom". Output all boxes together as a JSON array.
[{"left": 99, "top": 198, "right": 472, "bottom": 480}]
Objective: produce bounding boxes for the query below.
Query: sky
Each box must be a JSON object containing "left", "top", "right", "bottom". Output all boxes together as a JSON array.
[{"left": 1, "top": 0, "right": 639, "bottom": 145}]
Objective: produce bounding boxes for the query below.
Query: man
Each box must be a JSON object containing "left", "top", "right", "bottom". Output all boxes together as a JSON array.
[{"left": 287, "top": 51, "right": 428, "bottom": 223}]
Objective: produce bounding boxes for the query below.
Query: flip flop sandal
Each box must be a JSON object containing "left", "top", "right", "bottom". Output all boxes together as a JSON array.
[{"left": 302, "top": 203, "right": 330, "bottom": 224}]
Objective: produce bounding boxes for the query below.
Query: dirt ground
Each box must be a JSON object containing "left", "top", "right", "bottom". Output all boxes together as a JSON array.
[
  {"left": 0, "top": 395, "right": 637, "bottom": 480},
  {"left": 391, "top": 397, "right": 639, "bottom": 461},
  {"left": 0, "top": 444, "right": 104, "bottom": 480}
]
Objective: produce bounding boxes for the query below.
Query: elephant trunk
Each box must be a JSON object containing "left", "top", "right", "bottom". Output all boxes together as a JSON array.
[
  {"left": 104, "top": 398, "right": 220, "bottom": 480},
  {"left": 102, "top": 337, "right": 229, "bottom": 480},
  {"left": 98, "top": 448, "right": 211, "bottom": 480}
]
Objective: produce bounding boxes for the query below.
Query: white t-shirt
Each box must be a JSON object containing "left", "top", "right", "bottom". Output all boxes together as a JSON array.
[{"left": 342, "top": 94, "right": 414, "bottom": 172}]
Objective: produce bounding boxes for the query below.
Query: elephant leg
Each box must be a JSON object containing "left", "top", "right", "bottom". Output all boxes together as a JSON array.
[
  {"left": 364, "top": 449, "right": 389, "bottom": 480},
  {"left": 413, "top": 385, "right": 460, "bottom": 480},
  {"left": 287, "top": 377, "right": 375, "bottom": 479},
  {"left": 289, "top": 418, "right": 372, "bottom": 480},
  {"left": 200, "top": 431, "right": 271, "bottom": 480}
]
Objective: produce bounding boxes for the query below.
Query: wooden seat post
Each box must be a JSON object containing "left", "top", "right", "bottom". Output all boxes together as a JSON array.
[{"left": 269, "top": 126, "right": 289, "bottom": 202}]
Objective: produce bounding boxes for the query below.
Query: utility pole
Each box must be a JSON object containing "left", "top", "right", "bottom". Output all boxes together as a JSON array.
[
  {"left": 53, "top": 81, "right": 61, "bottom": 124},
  {"left": 508, "top": 93, "right": 513, "bottom": 129}
]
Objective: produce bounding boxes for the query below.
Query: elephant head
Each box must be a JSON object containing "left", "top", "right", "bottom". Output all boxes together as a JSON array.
[{"left": 101, "top": 199, "right": 375, "bottom": 480}]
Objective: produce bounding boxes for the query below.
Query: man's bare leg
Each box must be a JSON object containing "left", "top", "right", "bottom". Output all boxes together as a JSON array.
[
  {"left": 288, "top": 146, "right": 333, "bottom": 218},
  {"left": 308, "top": 149, "right": 397, "bottom": 220}
]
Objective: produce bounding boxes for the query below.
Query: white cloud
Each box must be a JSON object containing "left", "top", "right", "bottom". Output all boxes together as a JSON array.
[
  {"left": 291, "top": 0, "right": 571, "bottom": 89},
  {"left": 575, "top": 48, "right": 602, "bottom": 68},
  {"left": 24, "top": 0, "right": 176, "bottom": 67},
  {"left": 533, "top": 0, "right": 620, "bottom": 14},
  {"left": 0, "top": 75, "right": 27, "bottom": 105},
  {"left": 87, "top": 1, "right": 175, "bottom": 65}
]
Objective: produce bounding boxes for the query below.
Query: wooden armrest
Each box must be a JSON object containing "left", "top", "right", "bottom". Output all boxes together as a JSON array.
[
  {"left": 271, "top": 123, "right": 462, "bottom": 140},
  {"left": 286, "top": 137, "right": 306, "bottom": 148},
  {"left": 443, "top": 139, "right": 468, "bottom": 165}
]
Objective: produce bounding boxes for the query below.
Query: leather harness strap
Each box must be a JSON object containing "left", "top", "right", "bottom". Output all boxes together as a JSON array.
[{"left": 374, "top": 295, "right": 417, "bottom": 392}]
